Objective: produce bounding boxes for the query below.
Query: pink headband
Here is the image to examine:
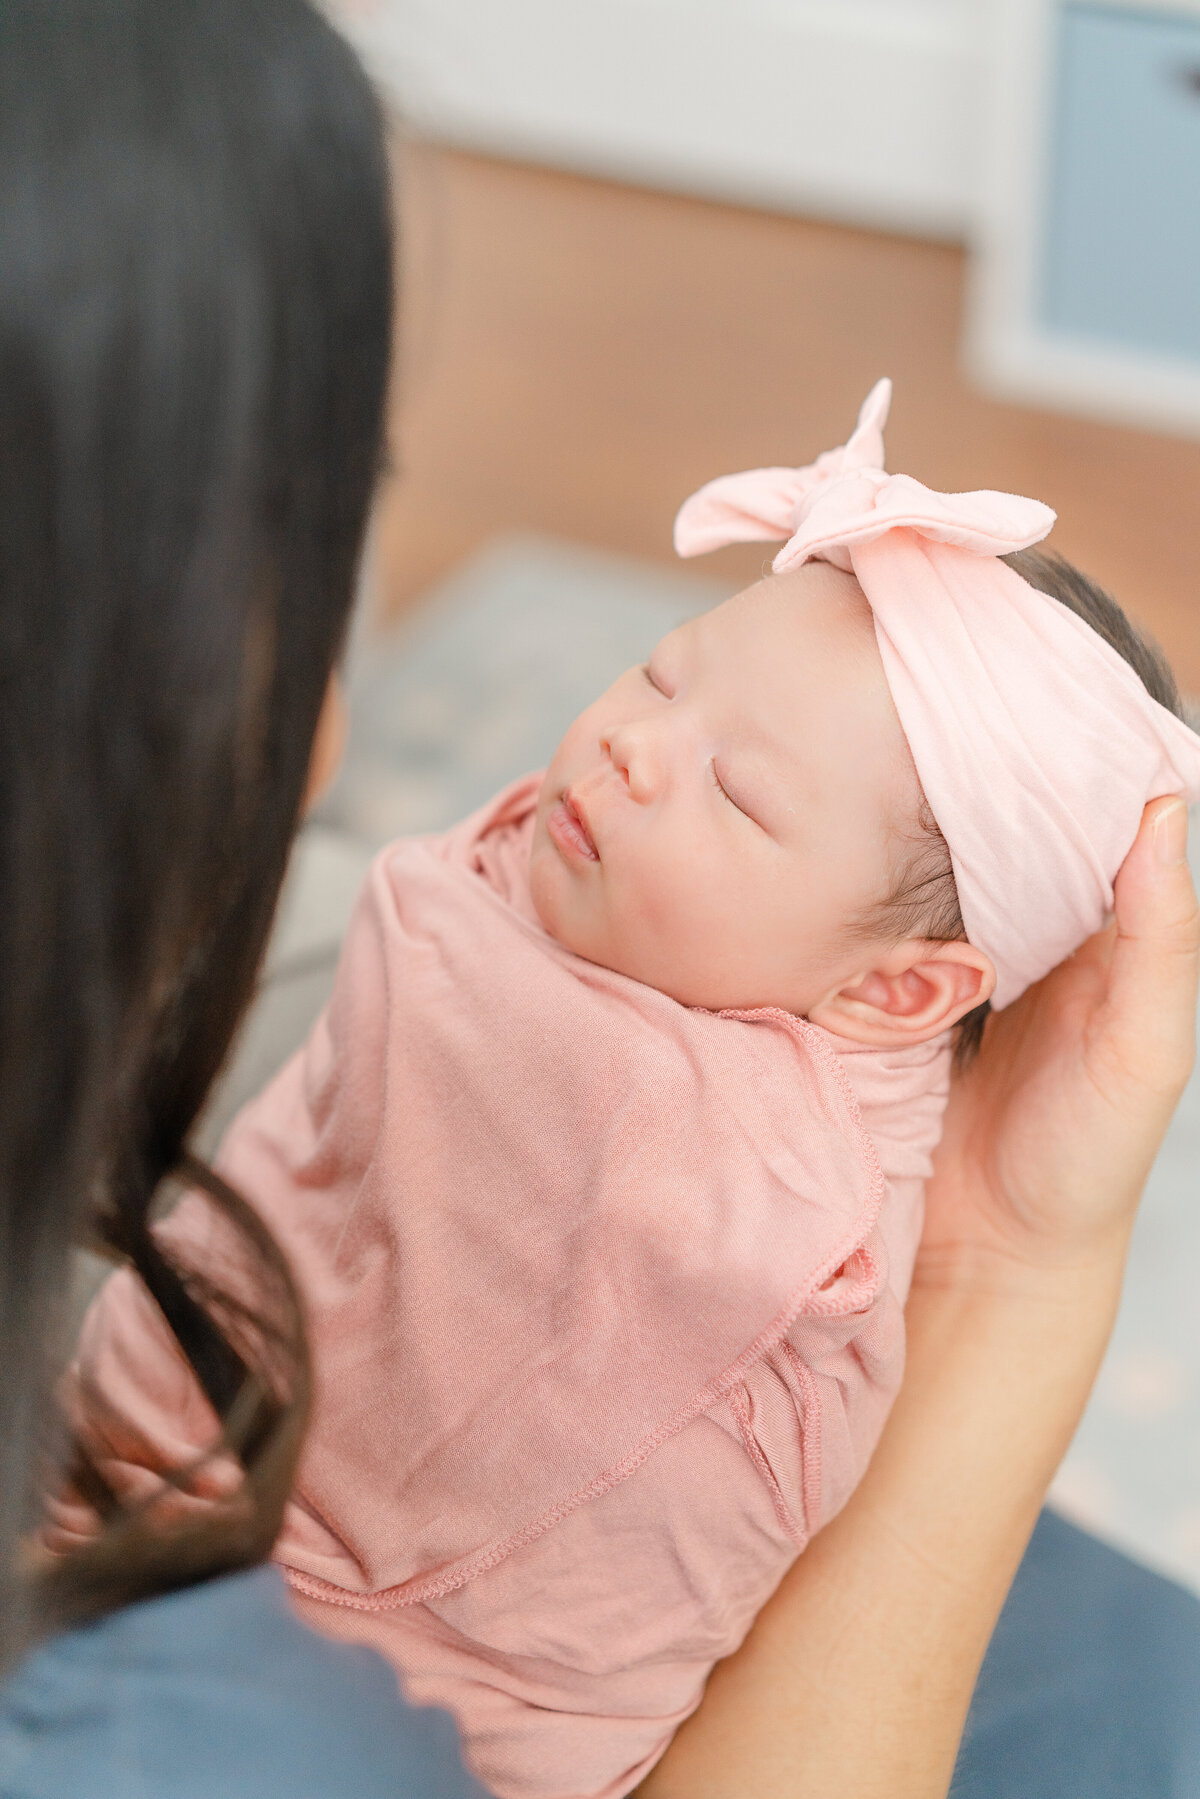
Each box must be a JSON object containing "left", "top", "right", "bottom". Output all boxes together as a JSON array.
[{"left": 674, "top": 379, "right": 1200, "bottom": 1009}]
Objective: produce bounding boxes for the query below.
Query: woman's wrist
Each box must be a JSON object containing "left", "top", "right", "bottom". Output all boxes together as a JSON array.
[
  {"left": 912, "top": 1213, "right": 1136, "bottom": 1303},
  {"left": 901, "top": 1236, "right": 1129, "bottom": 1480}
]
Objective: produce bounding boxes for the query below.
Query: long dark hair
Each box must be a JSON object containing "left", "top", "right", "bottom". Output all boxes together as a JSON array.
[{"left": 0, "top": 0, "right": 393, "bottom": 1669}]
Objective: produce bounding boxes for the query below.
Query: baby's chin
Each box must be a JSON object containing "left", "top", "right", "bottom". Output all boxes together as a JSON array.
[{"left": 527, "top": 820, "right": 602, "bottom": 962}]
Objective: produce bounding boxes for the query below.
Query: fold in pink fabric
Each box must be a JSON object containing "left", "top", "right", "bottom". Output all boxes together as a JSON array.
[
  {"left": 71, "top": 778, "right": 952, "bottom": 1799},
  {"left": 675, "top": 379, "right": 1200, "bottom": 1007}
]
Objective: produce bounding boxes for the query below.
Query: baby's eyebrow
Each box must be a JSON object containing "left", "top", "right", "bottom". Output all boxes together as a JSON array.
[
  {"left": 645, "top": 634, "right": 691, "bottom": 694},
  {"left": 652, "top": 627, "right": 689, "bottom": 668}
]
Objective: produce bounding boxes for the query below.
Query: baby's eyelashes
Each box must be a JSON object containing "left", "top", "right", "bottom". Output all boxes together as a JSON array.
[{"left": 710, "top": 759, "right": 750, "bottom": 822}]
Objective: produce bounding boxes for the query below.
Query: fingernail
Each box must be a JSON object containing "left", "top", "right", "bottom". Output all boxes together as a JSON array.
[{"left": 1155, "top": 798, "right": 1188, "bottom": 866}]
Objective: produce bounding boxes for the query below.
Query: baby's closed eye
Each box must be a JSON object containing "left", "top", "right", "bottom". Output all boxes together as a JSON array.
[{"left": 710, "top": 759, "right": 755, "bottom": 824}]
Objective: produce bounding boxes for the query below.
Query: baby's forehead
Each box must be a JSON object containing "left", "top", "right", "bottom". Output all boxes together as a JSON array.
[{"left": 676, "top": 563, "right": 877, "bottom": 669}]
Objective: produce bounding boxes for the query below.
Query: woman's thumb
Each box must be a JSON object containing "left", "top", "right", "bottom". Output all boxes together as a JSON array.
[{"left": 1108, "top": 797, "right": 1200, "bottom": 1097}]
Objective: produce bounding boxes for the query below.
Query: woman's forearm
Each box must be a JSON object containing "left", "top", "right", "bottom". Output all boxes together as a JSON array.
[{"left": 639, "top": 1236, "right": 1130, "bottom": 1799}]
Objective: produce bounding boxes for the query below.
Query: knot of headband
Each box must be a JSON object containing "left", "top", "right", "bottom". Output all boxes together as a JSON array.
[{"left": 674, "top": 380, "right": 1200, "bottom": 1009}]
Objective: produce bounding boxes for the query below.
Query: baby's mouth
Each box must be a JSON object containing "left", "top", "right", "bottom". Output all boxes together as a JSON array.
[{"left": 547, "top": 789, "right": 599, "bottom": 862}]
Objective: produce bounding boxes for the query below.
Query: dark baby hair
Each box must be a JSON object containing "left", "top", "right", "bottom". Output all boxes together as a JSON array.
[
  {"left": 865, "top": 549, "right": 1186, "bottom": 1061},
  {"left": 0, "top": 0, "right": 392, "bottom": 1668}
]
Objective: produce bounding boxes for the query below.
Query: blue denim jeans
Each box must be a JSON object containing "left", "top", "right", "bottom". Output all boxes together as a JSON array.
[
  {"left": 953, "top": 1510, "right": 1200, "bottom": 1798},
  {"left": 2, "top": 1509, "right": 1196, "bottom": 1796}
]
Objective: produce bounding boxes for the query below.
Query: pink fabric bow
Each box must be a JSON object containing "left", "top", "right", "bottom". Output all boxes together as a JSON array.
[
  {"left": 674, "top": 379, "right": 1056, "bottom": 572},
  {"left": 674, "top": 381, "right": 1200, "bottom": 1008}
]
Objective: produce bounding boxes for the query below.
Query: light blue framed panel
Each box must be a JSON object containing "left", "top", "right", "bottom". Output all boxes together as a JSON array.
[
  {"left": 1042, "top": 5, "right": 1200, "bottom": 361},
  {"left": 970, "top": 0, "right": 1200, "bottom": 437}
]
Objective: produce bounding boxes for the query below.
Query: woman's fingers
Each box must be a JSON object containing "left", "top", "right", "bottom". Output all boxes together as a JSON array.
[
  {"left": 923, "top": 799, "right": 1200, "bottom": 1266},
  {"left": 1104, "top": 797, "right": 1200, "bottom": 1103}
]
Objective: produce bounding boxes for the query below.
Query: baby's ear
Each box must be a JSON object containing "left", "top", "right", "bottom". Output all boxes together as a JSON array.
[{"left": 808, "top": 940, "right": 996, "bottom": 1048}]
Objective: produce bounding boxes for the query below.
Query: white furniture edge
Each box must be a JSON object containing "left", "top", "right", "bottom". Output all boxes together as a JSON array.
[{"left": 331, "top": 0, "right": 981, "bottom": 241}]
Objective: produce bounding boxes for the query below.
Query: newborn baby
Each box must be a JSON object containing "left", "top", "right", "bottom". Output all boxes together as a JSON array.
[{"left": 71, "top": 384, "right": 1200, "bottom": 1799}]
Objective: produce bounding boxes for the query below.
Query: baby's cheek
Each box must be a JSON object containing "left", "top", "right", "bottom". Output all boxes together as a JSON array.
[{"left": 603, "top": 871, "right": 711, "bottom": 994}]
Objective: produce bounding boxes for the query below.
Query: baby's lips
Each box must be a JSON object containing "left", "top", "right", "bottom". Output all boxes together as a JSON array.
[
  {"left": 548, "top": 792, "right": 600, "bottom": 862},
  {"left": 566, "top": 789, "right": 599, "bottom": 855}
]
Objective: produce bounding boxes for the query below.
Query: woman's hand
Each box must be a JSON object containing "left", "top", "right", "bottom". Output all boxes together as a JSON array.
[{"left": 921, "top": 795, "right": 1200, "bottom": 1278}]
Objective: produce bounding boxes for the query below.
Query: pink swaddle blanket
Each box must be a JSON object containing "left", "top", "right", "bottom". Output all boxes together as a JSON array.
[{"left": 74, "top": 776, "right": 949, "bottom": 1799}]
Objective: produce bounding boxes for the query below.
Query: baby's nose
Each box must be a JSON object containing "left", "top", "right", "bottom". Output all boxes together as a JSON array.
[{"left": 602, "top": 720, "right": 661, "bottom": 803}]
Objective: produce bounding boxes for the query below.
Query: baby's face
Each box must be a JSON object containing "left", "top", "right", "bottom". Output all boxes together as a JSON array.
[{"left": 529, "top": 562, "right": 925, "bottom": 1016}]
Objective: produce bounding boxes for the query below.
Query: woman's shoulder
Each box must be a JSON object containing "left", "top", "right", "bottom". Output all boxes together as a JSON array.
[{"left": 0, "top": 1564, "right": 488, "bottom": 1799}]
